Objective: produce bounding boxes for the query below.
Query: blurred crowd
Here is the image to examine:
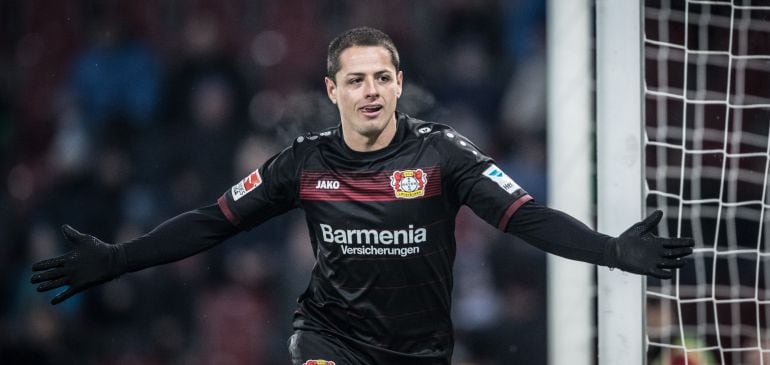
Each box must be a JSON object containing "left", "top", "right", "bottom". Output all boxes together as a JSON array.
[{"left": 0, "top": 0, "right": 549, "bottom": 364}]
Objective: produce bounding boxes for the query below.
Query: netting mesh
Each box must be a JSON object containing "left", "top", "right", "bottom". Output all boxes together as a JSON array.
[{"left": 644, "top": 1, "right": 770, "bottom": 364}]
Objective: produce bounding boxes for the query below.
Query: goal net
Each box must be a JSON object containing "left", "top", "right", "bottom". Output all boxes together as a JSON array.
[{"left": 644, "top": 1, "right": 770, "bottom": 364}]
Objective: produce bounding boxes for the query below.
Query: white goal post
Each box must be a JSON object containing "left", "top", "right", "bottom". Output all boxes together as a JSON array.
[
  {"left": 549, "top": 1, "right": 652, "bottom": 364},
  {"left": 547, "top": 0, "right": 646, "bottom": 364},
  {"left": 595, "top": 1, "right": 647, "bottom": 365},
  {"left": 546, "top": 0, "right": 595, "bottom": 365}
]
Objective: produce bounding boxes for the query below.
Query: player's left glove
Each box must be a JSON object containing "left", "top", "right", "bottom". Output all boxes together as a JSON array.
[{"left": 605, "top": 210, "right": 694, "bottom": 279}]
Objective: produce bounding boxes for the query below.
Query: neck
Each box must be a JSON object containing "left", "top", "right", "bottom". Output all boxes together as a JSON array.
[{"left": 342, "top": 114, "right": 398, "bottom": 152}]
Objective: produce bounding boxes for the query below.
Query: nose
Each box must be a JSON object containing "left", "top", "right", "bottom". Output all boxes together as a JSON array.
[{"left": 363, "top": 78, "right": 378, "bottom": 98}]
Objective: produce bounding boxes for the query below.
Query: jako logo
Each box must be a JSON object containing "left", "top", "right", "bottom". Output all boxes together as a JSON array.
[{"left": 315, "top": 180, "right": 340, "bottom": 190}]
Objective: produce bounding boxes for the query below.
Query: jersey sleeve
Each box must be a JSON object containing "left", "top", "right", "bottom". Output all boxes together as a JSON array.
[
  {"left": 217, "top": 145, "right": 300, "bottom": 228},
  {"left": 437, "top": 130, "right": 533, "bottom": 230}
]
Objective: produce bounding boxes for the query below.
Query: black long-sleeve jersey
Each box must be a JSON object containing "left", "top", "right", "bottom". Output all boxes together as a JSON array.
[
  {"left": 216, "top": 112, "right": 535, "bottom": 361},
  {"left": 119, "top": 112, "right": 613, "bottom": 363}
]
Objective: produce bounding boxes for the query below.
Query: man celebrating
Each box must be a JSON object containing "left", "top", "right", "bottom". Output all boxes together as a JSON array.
[{"left": 32, "top": 27, "right": 693, "bottom": 364}]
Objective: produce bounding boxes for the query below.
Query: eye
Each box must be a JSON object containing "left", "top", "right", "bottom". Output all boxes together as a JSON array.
[
  {"left": 348, "top": 78, "right": 362, "bottom": 85},
  {"left": 378, "top": 75, "right": 392, "bottom": 82}
]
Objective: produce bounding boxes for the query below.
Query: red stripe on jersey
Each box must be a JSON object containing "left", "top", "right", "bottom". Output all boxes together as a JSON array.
[
  {"left": 497, "top": 194, "right": 533, "bottom": 230},
  {"left": 300, "top": 167, "right": 441, "bottom": 202},
  {"left": 217, "top": 195, "right": 240, "bottom": 226}
]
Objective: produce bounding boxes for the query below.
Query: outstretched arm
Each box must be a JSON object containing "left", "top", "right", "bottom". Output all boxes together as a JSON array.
[
  {"left": 30, "top": 203, "right": 238, "bottom": 304},
  {"left": 506, "top": 201, "right": 694, "bottom": 279}
]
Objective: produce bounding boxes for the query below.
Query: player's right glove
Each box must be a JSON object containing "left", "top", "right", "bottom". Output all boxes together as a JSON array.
[
  {"left": 604, "top": 210, "right": 694, "bottom": 279},
  {"left": 30, "top": 225, "right": 127, "bottom": 305}
]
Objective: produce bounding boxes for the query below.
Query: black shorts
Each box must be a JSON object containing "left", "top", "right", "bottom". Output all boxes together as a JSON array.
[
  {"left": 288, "top": 330, "right": 369, "bottom": 365},
  {"left": 287, "top": 330, "right": 449, "bottom": 365}
]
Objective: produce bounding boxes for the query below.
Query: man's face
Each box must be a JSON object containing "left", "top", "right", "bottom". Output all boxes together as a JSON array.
[{"left": 325, "top": 46, "right": 403, "bottom": 141}]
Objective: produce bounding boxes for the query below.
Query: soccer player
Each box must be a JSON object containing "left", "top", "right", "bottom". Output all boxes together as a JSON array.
[{"left": 31, "top": 27, "right": 694, "bottom": 364}]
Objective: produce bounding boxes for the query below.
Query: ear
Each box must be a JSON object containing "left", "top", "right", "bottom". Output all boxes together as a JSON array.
[
  {"left": 396, "top": 70, "right": 404, "bottom": 98},
  {"left": 324, "top": 76, "right": 337, "bottom": 104}
]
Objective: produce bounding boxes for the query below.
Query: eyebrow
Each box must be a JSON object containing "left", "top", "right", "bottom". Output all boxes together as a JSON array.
[{"left": 343, "top": 70, "right": 394, "bottom": 78}]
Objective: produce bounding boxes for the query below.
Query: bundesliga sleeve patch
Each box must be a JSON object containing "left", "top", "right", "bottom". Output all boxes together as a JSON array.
[
  {"left": 482, "top": 164, "right": 521, "bottom": 194},
  {"left": 231, "top": 169, "right": 262, "bottom": 201}
]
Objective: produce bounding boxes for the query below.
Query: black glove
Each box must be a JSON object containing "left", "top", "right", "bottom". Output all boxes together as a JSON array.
[
  {"left": 605, "top": 210, "right": 694, "bottom": 279},
  {"left": 30, "top": 225, "right": 127, "bottom": 305}
]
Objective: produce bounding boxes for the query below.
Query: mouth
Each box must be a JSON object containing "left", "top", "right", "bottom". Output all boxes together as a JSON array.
[{"left": 359, "top": 104, "right": 384, "bottom": 118}]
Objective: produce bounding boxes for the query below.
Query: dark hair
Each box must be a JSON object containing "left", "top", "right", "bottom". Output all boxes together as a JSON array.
[{"left": 327, "top": 27, "right": 400, "bottom": 81}]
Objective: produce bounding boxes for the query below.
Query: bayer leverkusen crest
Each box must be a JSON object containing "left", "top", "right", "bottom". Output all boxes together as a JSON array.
[{"left": 390, "top": 169, "right": 427, "bottom": 199}]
